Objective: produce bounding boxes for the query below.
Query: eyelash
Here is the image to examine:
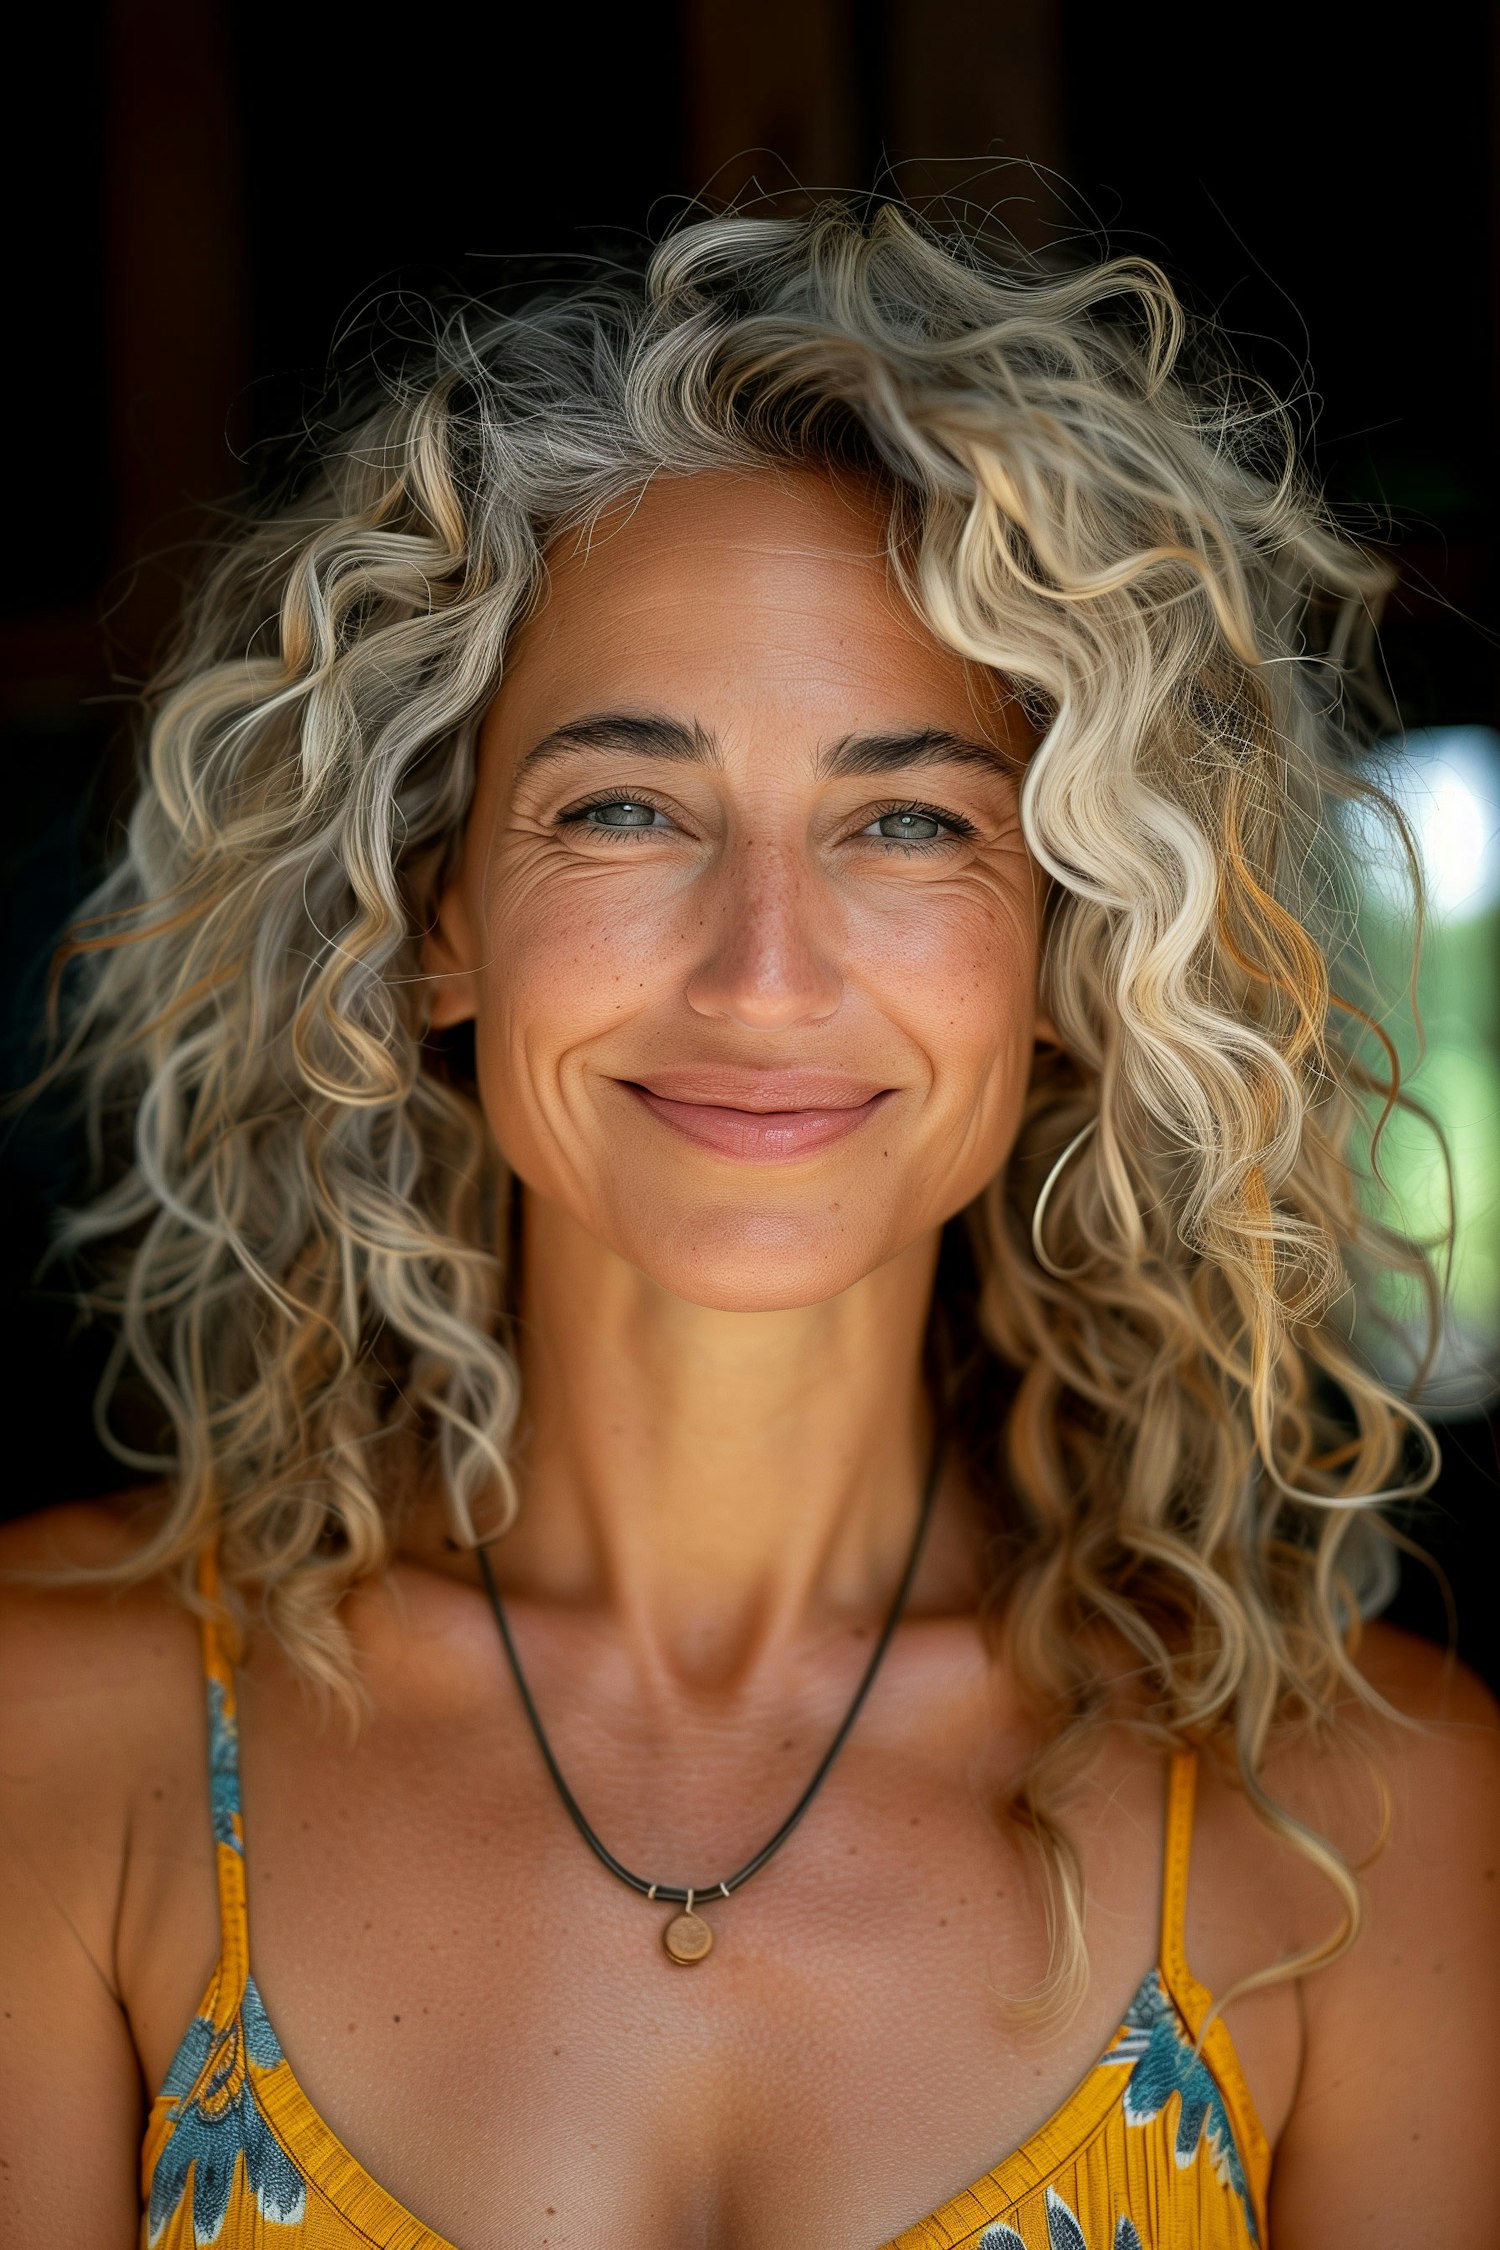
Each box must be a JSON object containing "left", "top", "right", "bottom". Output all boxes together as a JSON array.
[
  {"left": 865, "top": 798, "right": 978, "bottom": 848},
  {"left": 556, "top": 792, "right": 979, "bottom": 848},
  {"left": 557, "top": 791, "right": 677, "bottom": 840}
]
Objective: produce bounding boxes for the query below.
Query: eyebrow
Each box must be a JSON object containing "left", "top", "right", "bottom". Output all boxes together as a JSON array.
[
  {"left": 519, "top": 713, "right": 1016, "bottom": 780},
  {"left": 815, "top": 728, "right": 1018, "bottom": 780},
  {"left": 518, "top": 714, "right": 721, "bottom": 773}
]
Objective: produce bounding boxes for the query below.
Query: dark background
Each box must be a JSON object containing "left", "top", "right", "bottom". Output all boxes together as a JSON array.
[{"left": 3, "top": 0, "right": 1496, "bottom": 1677}]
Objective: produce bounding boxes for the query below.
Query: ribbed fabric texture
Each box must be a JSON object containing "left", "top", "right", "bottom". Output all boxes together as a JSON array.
[{"left": 139, "top": 1556, "right": 1270, "bottom": 2250}]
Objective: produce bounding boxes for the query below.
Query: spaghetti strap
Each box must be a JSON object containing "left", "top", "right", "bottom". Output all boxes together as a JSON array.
[
  {"left": 1158, "top": 1746, "right": 1198, "bottom": 1993},
  {"left": 1155, "top": 1746, "right": 1272, "bottom": 2240},
  {"left": 142, "top": 1618, "right": 1272, "bottom": 2250},
  {"left": 195, "top": 1546, "right": 251, "bottom": 2003}
]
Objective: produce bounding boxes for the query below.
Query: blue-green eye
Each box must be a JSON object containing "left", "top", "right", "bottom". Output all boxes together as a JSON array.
[
  {"left": 870, "top": 809, "right": 943, "bottom": 842},
  {"left": 859, "top": 799, "right": 975, "bottom": 847},
  {"left": 569, "top": 799, "right": 664, "bottom": 830}
]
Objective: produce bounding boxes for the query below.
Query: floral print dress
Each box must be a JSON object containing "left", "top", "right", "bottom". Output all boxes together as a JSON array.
[{"left": 140, "top": 1563, "right": 1270, "bottom": 2248}]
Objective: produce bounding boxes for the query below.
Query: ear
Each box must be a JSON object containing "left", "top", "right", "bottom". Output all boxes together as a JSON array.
[{"left": 419, "top": 879, "right": 480, "bottom": 1029}]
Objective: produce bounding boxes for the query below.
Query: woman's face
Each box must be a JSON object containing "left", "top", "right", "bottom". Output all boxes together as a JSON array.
[{"left": 425, "top": 467, "right": 1045, "bottom": 1311}]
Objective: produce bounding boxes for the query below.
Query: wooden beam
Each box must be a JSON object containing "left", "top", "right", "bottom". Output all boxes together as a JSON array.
[
  {"left": 883, "top": 0, "right": 1064, "bottom": 247},
  {"left": 104, "top": 0, "right": 247, "bottom": 675},
  {"left": 679, "top": 0, "right": 861, "bottom": 203}
]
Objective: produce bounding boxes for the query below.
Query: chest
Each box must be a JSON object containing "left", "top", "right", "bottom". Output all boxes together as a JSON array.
[{"left": 125, "top": 1609, "right": 1301, "bottom": 2250}]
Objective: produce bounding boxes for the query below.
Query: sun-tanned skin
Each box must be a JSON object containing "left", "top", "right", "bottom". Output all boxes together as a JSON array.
[{"left": 1, "top": 470, "right": 1496, "bottom": 2248}]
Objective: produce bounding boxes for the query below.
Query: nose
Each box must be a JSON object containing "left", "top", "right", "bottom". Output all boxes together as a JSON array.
[{"left": 683, "top": 838, "right": 844, "bottom": 1028}]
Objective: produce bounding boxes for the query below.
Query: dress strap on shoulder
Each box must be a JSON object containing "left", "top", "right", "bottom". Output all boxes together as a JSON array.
[
  {"left": 1155, "top": 1745, "right": 1273, "bottom": 2235},
  {"left": 195, "top": 1546, "right": 251, "bottom": 1995},
  {"left": 1158, "top": 1746, "right": 1198, "bottom": 1997}
]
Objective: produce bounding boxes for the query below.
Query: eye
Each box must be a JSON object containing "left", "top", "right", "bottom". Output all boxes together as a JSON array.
[
  {"left": 559, "top": 795, "right": 675, "bottom": 834},
  {"left": 858, "top": 801, "right": 976, "bottom": 848},
  {"left": 871, "top": 810, "right": 942, "bottom": 842}
]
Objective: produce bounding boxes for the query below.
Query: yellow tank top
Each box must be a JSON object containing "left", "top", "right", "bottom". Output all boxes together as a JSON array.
[{"left": 141, "top": 1565, "right": 1271, "bottom": 2249}]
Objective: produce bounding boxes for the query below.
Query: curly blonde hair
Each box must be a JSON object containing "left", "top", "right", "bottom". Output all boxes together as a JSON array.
[{"left": 18, "top": 198, "right": 1440, "bottom": 2014}]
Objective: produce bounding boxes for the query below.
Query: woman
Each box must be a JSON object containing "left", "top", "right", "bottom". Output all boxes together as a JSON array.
[{"left": 0, "top": 202, "right": 1495, "bottom": 2249}]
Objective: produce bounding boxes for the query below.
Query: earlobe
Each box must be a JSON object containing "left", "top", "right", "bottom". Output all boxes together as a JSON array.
[{"left": 419, "top": 892, "right": 479, "bottom": 1030}]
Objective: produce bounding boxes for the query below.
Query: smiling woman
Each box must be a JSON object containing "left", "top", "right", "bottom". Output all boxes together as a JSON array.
[
  {"left": 424, "top": 469, "right": 1044, "bottom": 1308},
  {"left": 1, "top": 202, "right": 1496, "bottom": 2250}
]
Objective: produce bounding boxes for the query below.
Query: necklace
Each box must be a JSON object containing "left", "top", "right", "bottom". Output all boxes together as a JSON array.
[{"left": 474, "top": 1434, "right": 945, "bottom": 1965}]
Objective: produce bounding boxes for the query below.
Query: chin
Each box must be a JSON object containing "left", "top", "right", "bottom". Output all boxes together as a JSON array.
[{"left": 620, "top": 1204, "right": 895, "bottom": 1313}]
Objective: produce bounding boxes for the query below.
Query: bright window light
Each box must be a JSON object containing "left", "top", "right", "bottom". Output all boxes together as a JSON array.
[
  {"left": 1355, "top": 726, "right": 1500, "bottom": 920},
  {"left": 1338, "top": 727, "right": 1500, "bottom": 1415}
]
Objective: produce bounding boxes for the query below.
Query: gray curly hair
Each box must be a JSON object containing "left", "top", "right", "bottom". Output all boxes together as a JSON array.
[{"left": 21, "top": 198, "right": 1439, "bottom": 2015}]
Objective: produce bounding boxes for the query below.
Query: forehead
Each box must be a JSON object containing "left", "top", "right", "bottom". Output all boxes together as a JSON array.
[
  {"left": 495, "top": 466, "right": 989, "bottom": 733},
  {"left": 540, "top": 464, "right": 893, "bottom": 612}
]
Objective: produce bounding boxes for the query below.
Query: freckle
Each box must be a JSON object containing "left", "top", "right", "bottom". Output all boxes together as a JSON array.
[
  {"left": 781, "top": 1738, "right": 794, "bottom": 1750},
  {"left": 939, "top": 1916, "right": 948, "bottom": 1926},
  {"left": 153, "top": 1785, "right": 164, "bottom": 1800},
  {"left": 547, "top": 2209, "right": 557, "bottom": 2217},
  {"left": 347, "top": 2022, "right": 357, "bottom": 2033},
  {"left": 553, "top": 2046, "right": 561, "bottom": 2056},
  {"left": 393, "top": 2013, "right": 401, "bottom": 2022}
]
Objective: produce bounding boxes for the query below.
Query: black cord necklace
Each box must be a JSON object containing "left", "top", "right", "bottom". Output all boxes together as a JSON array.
[{"left": 474, "top": 1432, "right": 945, "bottom": 1965}]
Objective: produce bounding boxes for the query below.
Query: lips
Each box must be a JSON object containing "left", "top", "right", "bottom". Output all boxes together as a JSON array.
[{"left": 619, "top": 1070, "right": 894, "bottom": 1160}]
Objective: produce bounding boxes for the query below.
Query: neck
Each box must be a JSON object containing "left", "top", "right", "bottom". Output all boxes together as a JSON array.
[{"left": 454, "top": 1191, "right": 965, "bottom": 1693}]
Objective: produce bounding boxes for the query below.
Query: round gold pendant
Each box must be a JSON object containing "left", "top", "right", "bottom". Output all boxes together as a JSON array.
[{"left": 662, "top": 1908, "right": 714, "bottom": 1964}]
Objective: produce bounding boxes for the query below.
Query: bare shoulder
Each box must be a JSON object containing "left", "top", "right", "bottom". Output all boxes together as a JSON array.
[
  {"left": 0, "top": 1484, "right": 176, "bottom": 1576},
  {"left": 0, "top": 1496, "right": 211, "bottom": 2234},
  {"left": 1248, "top": 1621, "right": 1500, "bottom": 1933},
  {"left": 0, "top": 1491, "right": 205, "bottom": 1835},
  {"left": 0, "top": 1485, "right": 197, "bottom": 1668},
  {"left": 1338, "top": 1616, "right": 1499, "bottom": 1914},
  {"left": 1299, "top": 1618, "right": 1496, "bottom": 1853},
  {"left": 1353, "top": 1614, "right": 1500, "bottom": 1727},
  {"left": 1263, "top": 1641, "right": 1500, "bottom": 2234}
]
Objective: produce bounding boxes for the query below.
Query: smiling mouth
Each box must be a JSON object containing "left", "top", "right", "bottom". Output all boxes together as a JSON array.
[{"left": 620, "top": 1078, "right": 895, "bottom": 1161}]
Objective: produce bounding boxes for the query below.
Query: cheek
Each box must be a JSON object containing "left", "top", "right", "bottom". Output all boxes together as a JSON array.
[
  {"left": 484, "top": 850, "right": 672, "bottom": 1031},
  {"left": 466, "top": 850, "right": 681, "bottom": 1168},
  {"left": 849, "top": 881, "right": 1039, "bottom": 1206},
  {"left": 851, "top": 877, "right": 1038, "bottom": 1072}
]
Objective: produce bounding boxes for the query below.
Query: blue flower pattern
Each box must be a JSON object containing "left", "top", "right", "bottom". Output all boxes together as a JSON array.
[
  {"left": 207, "top": 1676, "right": 242, "bottom": 1855},
  {"left": 157, "top": 1633, "right": 1253, "bottom": 2250},
  {"left": 1101, "top": 1969, "right": 1256, "bottom": 2240},
  {"left": 980, "top": 2202, "right": 1143, "bottom": 2250},
  {"left": 148, "top": 1978, "right": 307, "bottom": 2243},
  {"left": 146, "top": 1672, "right": 308, "bottom": 2243},
  {"left": 967, "top": 1967, "right": 1254, "bottom": 2250}
]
